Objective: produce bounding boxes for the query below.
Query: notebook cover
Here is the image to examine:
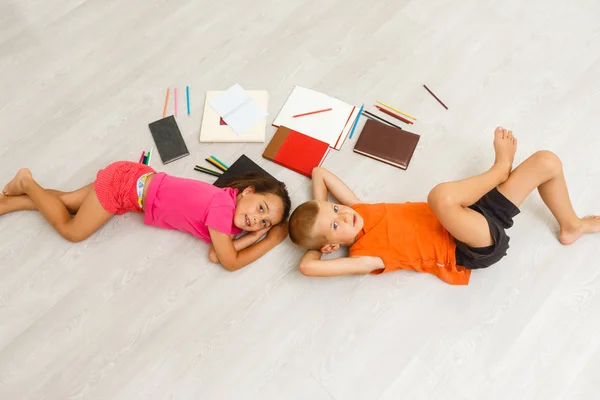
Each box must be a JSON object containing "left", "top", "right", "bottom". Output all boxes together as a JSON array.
[
  {"left": 353, "top": 119, "right": 420, "bottom": 170},
  {"left": 263, "top": 126, "right": 330, "bottom": 178},
  {"left": 213, "top": 154, "right": 276, "bottom": 187},
  {"left": 148, "top": 116, "right": 190, "bottom": 164},
  {"left": 199, "top": 90, "right": 268, "bottom": 143}
]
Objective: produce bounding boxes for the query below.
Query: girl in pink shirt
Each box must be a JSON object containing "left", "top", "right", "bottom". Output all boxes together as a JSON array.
[{"left": 0, "top": 161, "right": 291, "bottom": 271}]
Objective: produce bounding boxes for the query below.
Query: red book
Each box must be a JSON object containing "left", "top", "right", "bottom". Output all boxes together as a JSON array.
[{"left": 263, "top": 126, "right": 330, "bottom": 177}]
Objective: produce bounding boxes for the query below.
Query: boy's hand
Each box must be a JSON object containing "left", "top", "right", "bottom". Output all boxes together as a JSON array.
[
  {"left": 266, "top": 222, "right": 289, "bottom": 244},
  {"left": 311, "top": 167, "right": 361, "bottom": 206}
]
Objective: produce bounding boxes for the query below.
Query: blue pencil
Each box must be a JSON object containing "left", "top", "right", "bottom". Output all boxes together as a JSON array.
[
  {"left": 186, "top": 86, "right": 190, "bottom": 115},
  {"left": 210, "top": 156, "right": 229, "bottom": 170},
  {"left": 348, "top": 105, "right": 364, "bottom": 139}
]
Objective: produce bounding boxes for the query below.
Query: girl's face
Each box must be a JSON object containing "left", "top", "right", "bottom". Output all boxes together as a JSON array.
[{"left": 234, "top": 187, "right": 284, "bottom": 232}]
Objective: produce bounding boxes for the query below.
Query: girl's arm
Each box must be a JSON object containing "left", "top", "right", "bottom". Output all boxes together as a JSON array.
[
  {"left": 298, "top": 251, "right": 384, "bottom": 276},
  {"left": 208, "top": 228, "right": 270, "bottom": 263},
  {"left": 311, "top": 167, "right": 361, "bottom": 206},
  {"left": 209, "top": 223, "right": 288, "bottom": 271}
]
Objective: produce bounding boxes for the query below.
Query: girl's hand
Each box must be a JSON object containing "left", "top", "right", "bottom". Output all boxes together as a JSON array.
[
  {"left": 266, "top": 222, "right": 289, "bottom": 244},
  {"left": 251, "top": 226, "right": 271, "bottom": 239}
]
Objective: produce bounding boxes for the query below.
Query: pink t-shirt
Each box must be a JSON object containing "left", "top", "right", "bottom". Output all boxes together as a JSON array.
[{"left": 143, "top": 173, "right": 243, "bottom": 242}]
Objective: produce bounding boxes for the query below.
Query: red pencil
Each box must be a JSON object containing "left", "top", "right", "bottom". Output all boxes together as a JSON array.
[
  {"left": 293, "top": 108, "right": 332, "bottom": 118},
  {"left": 375, "top": 105, "right": 413, "bottom": 124},
  {"left": 139, "top": 151, "right": 146, "bottom": 163}
]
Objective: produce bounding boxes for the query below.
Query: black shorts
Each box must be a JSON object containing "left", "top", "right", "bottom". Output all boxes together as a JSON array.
[{"left": 454, "top": 188, "right": 520, "bottom": 270}]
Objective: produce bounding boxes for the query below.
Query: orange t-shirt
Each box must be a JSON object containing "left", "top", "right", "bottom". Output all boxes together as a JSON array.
[{"left": 349, "top": 203, "right": 471, "bottom": 285}]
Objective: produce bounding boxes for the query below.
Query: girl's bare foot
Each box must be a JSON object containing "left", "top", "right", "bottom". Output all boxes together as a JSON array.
[
  {"left": 492, "top": 126, "right": 518, "bottom": 183},
  {"left": 0, "top": 194, "right": 36, "bottom": 216},
  {"left": 559, "top": 216, "right": 600, "bottom": 245},
  {"left": 3, "top": 168, "right": 33, "bottom": 196}
]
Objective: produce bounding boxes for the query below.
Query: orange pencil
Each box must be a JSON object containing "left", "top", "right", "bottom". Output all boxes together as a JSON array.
[
  {"left": 375, "top": 105, "right": 413, "bottom": 124},
  {"left": 293, "top": 108, "right": 332, "bottom": 118},
  {"left": 162, "top": 88, "right": 170, "bottom": 118}
]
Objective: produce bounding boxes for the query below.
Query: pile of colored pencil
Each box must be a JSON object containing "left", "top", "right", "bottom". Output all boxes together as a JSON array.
[
  {"left": 194, "top": 155, "right": 229, "bottom": 177},
  {"left": 375, "top": 100, "right": 416, "bottom": 125},
  {"left": 139, "top": 146, "right": 153, "bottom": 165}
]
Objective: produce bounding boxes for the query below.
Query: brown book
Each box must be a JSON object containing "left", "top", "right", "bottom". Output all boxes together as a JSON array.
[{"left": 353, "top": 119, "right": 420, "bottom": 169}]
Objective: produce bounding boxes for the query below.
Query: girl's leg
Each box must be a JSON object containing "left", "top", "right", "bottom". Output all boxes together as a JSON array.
[
  {"left": 3, "top": 169, "right": 111, "bottom": 242},
  {"left": 427, "top": 127, "right": 517, "bottom": 248},
  {"left": 497, "top": 150, "right": 600, "bottom": 245},
  {"left": 0, "top": 184, "right": 93, "bottom": 216}
]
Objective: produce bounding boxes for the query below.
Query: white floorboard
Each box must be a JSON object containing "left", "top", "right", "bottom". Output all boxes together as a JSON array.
[{"left": 2, "top": 0, "right": 600, "bottom": 399}]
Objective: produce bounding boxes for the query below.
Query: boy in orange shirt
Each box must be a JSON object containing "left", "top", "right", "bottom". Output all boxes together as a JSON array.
[{"left": 289, "top": 127, "right": 600, "bottom": 285}]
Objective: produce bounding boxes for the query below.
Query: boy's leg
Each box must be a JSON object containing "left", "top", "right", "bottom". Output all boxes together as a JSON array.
[
  {"left": 497, "top": 150, "right": 600, "bottom": 245},
  {"left": 427, "top": 127, "right": 517, "bottom": 248},
  {"left": 0, "top": 184, "right": 93, "bottom": 216},
  {"left": 3, "top": 169, "right": 111, "bottom": 242}
]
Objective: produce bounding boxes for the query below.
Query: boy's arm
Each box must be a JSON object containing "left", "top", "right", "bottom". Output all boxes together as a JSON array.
[
  {"left": 311, "top": 167, "right": 361, "bottom": 206},
  {"left": 298, "top": 251, "right": 384, "bottom": 277}
]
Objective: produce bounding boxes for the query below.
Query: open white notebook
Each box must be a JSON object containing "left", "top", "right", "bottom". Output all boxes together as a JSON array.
[
  {"left": 272, "top": 86, "right": 358, "bottom": 150},
  {"left": 199, "top": 90, "right": 268, "bottom": 143}
]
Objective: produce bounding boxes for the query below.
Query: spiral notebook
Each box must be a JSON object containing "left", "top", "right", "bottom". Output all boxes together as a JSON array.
[
  {"left": 353, "top": 119, "right": 420, "bottom": 170},
  {"left": 272, "top": 86, "right": 358, "bottom": 150}
]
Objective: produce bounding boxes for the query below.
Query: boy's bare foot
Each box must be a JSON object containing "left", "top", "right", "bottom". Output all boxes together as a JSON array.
[
  {"left": 559, "top": 216, "right": 600, "bottom": 245},
  {"left": 492, "top": 126, "right": 517, "bottom": 182},
  {"left": 3, "top": 168, "right": 33, "bottom": 196}
]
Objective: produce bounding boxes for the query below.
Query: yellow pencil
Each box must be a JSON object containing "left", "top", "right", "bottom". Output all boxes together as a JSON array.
[
  {"left": 376, "top": 100, "right": 416, "bottom": 121},
  {"left": 205, "top": 157, "right": 227, "bottom": 172}
]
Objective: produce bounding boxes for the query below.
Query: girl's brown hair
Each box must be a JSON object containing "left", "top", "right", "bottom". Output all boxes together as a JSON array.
[{"left": 215, "top": 172, "right": 292, "bottom": 222}]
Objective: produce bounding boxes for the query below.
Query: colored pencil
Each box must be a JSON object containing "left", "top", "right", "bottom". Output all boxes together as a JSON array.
[
  {"left": 139, "top": 151, "right": 145, "bottom": 163},
  {"left": 147, "top": 146, "right": 153, "bottom": 165},
  {"left": 162, "top": 88, "right": 170, "bottom": 118},
  {"left": 186, "top": 86, "right": 190, "bottom": 115},
  {"left": 348, "top": 105, "right": 364, "bottom": 139},
  {"left": 375, "top": 105, "right": 413, "bottom": 124},
  {"left": 423, "top": 85, "right": 448, "bottom": 110},
  {"left": 174, "top": 88, "right": 178, "bottom": 117},
  {"left": 142, "top": 154, "right": 149, "bottom": 165},
  {"left": 292, "top": 108, "right": 332, "bottom": 118},
  {"left": 376, "top": 100, "right": 416, "bottom": 120},
  {"left": 363, "top": 110, "right": 403, "bottom": 130},
  {"left": 206, "top": 157, "right": 228, "bottom": 172},
  {"left": 194, "top": 166, "right": 222, "bottom": 177},
  {"left": 209, "top": 156, "right": 229, "bottom": 170}
]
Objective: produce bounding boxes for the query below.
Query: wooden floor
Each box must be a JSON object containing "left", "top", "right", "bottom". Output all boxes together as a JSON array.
[{"left": 2, "top": 0, "right": 600, "bottom": 399}]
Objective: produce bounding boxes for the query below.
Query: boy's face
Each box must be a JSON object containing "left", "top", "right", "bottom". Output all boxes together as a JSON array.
[{"left": 313, "top": 200, "right": 364, "bottom": 252}]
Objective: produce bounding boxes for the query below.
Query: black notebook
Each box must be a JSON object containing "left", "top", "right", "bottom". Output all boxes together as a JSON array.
[
  {"left": 148, "top": 116, "right": 190, "bottom": 164},
  {"left": 213, "top": 155, "right": 276, "bottom": 187}
]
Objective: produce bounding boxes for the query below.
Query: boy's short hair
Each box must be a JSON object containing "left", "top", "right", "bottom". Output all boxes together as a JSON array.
[{"left": 289, "top": 200, "right": 328, "bottom": 250}]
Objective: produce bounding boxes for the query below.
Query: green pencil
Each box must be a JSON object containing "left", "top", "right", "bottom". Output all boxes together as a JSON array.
[
  {"left": 146, "top": 146, "right": 153, "bottom": 165},
  {"left": 194, "top": 165, "right": 222, "bottom": 177}
]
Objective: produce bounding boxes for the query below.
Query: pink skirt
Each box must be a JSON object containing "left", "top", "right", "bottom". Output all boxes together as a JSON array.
[{"left": 94, "top": 161, "right": 156, "bottom": 215}]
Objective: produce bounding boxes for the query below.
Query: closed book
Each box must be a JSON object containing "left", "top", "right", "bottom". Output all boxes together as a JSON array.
[
  {"left": 213, "top": 155, "right": 276, "bottom": 187},
  {"left": 353, "top": 119, "right": 420, "bottom": 169},
  {"left": 263, "top": 126, "right": 330, "bottom": 177}
]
